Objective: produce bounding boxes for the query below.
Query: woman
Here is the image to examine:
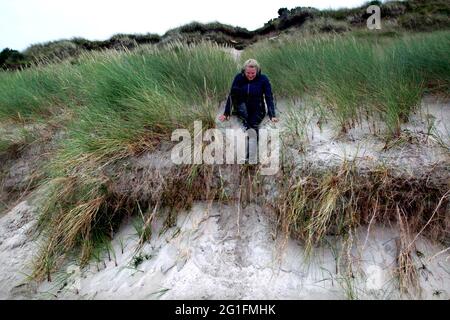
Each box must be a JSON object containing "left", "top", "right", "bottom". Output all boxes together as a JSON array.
[{"left": 218, "top": 59, "right": 278, "bottom": 130}]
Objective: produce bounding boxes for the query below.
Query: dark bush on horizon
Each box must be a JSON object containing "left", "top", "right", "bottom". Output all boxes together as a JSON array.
[
  {"left": 166, "top": 21, "right": 253, "bottom": 39},
  {"left": 0, "top": 48, "right": 30, "bottom": 70}
]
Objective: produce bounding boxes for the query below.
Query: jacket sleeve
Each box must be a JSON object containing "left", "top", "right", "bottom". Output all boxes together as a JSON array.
[
  {"left": 224, "top": 74, "right": 240, "bottom": 116},
  {"left": 262, "top": 75, "right": 276, "bottom": 118}
]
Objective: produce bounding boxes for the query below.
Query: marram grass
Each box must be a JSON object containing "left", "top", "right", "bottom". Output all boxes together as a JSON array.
[
  {"left": 243, "top": 30, "right": 450, "bottom": 136},
  {"left": 27, "top": 41, "right": 238, "bottom": 279}
]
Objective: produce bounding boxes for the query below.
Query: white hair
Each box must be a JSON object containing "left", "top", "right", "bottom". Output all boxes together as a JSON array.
[{"left": 242, "top": 59, "right": 260, "bottom": 73}]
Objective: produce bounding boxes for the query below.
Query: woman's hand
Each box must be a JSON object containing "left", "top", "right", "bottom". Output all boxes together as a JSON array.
[
  {"left": 218, "top": 114, "right": 229, "bottom": 122},
  {"left": 270, "top": 117, "right": 279, "bottom": 123}
]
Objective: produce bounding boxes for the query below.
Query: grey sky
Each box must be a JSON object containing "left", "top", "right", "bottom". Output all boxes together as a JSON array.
[{"left": 1, "top": 0, "right": 369, "bottom": 51}]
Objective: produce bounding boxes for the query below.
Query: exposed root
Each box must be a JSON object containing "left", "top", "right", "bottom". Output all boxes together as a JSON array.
[
  {"left": 396, "top": 206, "right": 421, "bottom": 297},
  {"left": 275, "top": 161, "right": 449, "bottom": 295}
]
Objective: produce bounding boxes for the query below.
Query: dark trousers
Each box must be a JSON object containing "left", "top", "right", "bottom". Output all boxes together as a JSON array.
[
  {"left": 235, "top": 102, "right": 264, "bottom": 163},
  {"left": 235, "top": 102, "right": 264, "bottom": 133}
]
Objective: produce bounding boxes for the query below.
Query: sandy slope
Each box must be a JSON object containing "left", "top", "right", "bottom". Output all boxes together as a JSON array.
[
  {"left": 0, "top": 199, "right": 448, "bottom": 300},
  {"left": 0, "top": 201, "right": 38, "bottom": 299}
]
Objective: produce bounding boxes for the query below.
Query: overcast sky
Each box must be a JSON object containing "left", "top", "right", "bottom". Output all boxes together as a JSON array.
[{"left": 1, "top": 0, "right": 370, "bottom": 51}]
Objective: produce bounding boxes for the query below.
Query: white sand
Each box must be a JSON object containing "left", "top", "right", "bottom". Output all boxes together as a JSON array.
[
  {"left": 0, "top": 201, "right": 38, "bottom": 299},
  {"left": 0, "top": 200, "right": 448, "bottom": 300}
]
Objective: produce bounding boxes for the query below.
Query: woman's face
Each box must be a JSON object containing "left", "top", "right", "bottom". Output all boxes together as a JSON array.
[{"left": 244, "top": 66, "right": 257, "bottom": 81}]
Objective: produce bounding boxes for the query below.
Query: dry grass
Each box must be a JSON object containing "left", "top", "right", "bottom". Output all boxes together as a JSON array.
[
  {"left": 396, "top": 206, "right": 421, "bottom": 297},
  {"left": 32, "top": 162, "right": 223, "bottom": 280},
  {"left": 275, "top": 160, "right": 449, "bottom": 294}
]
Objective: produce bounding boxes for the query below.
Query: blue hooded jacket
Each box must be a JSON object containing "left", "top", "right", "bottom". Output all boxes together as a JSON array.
[{"left": 223, "top": 70, "right": 276, "bottom": 119}]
